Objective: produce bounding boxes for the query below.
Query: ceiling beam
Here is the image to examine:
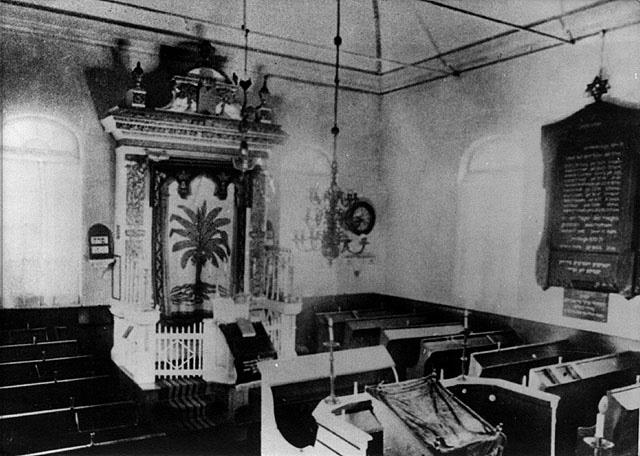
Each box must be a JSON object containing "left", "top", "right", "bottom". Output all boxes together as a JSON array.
[
  {"left": 385, "top": 0, "right": 613, "bottom": 76},
  {"left": 382, "top": 17, "right": 640, "bottom": 95},
  {"left": 96, "top": 0, "right": 451, "bottom": 75},
  {"left": 420, "top": 0, "right": 575, "bottom": 45}
]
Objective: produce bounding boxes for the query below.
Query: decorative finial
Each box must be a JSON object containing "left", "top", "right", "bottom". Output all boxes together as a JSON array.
[
  {"left": 256, "top": 75, "right": 274, "bottom": 123},
  {"left": 198, "top": 40, "right": 215, "bottom": 68},
  {"left": 586, "top": 73, "right": 610, "bottom": 102},
  {"left": 131, "top": 62, "right": 144, "bottom": 88},
  {"left": 259, "top": 75, "right": 270, "bottom": 104},
  {"left": 126, "top": 61, "right": 146, "bottom": 108}
]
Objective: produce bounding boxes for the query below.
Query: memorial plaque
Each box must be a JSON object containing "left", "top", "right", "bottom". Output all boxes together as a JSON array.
[
  {"left": 537, "top": 101, "right": 640, "bottom": 298},
  {"left": 562, "top": 288, "right": 608, "bottom": 322}
]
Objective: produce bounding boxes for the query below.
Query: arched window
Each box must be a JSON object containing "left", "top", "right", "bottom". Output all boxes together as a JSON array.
[
  {"left": 453, "top": 136, "right": 524, "bottom": 315},
  {"left": 2, "top": 117, "right": 82, "bottom": 307}
]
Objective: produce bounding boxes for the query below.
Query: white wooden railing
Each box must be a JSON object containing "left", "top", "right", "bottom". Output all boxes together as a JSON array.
[
  {"left": 250, "top": 247, "right": 301, "bottom": 359},
  {"left": 250, "top": 299, "right": 300, "bottom": 360},
  {"left": 155, "top": 321, "right": 205, "bottom": 379},
  {"left": 260, "top": 248, "right": 295, "bottom": 302}
]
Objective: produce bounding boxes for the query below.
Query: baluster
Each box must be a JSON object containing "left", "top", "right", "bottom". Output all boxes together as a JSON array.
[
  {"left": 174, "top": 326, "right": 178, "bottom": 371},
  {"left": 154, "top": 324, "right": 159, "bottom": 373},
  {"left": 264, "top": 255, "right": 269, "bottom": 298},
  {"left": 287, "top": 250, "right": 294, "bottom": 301},
  {"left": 199, "top": 322, "right": 204, "bottom": 370},
  {"left": 188, "top": 326, "right": 192, "bottom": 371},
  {"left": 273, "top": 255, "right": 280, "bottom": 301},
  {"left": 180, "top": 325, "right": 184, "bottom": 371},
  {"left": 271, "top": 252, "right": 275, "bottom": 298},
  {"left": 143, "top": 268, "right": 149, "bottom": 308},
  {"left": 179, "top": 325, "right": 183, "bottom": 371}
]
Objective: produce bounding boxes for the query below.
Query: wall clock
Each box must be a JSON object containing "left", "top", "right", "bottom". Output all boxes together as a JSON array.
[{"left": 344, "top": 201, "right": 376, "bottom": 235}]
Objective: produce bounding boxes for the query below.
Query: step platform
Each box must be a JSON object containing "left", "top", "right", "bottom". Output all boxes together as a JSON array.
[{"left": 155, "top": 377, "right": 227, "bottom": 432}]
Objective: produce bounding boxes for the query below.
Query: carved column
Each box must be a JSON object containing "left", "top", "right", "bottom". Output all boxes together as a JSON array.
[
  {"left": 249, "top": 169, "right": 267, "bottom": 295},
  {"left": 114, "top": 150, "right": 153, "bottom": 310}
]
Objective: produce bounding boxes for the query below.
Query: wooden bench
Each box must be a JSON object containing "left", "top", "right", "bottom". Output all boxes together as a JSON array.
[
  {"left": 407, "top": 329, "right": 521, "bottom": 380},
  {"left": 469, "top": 339, "right": 591, "bottom": 385}
]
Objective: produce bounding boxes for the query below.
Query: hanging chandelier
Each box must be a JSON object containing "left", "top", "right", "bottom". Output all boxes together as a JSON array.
[{"left": 319, "top": 0, "right": 370, "bottom": 264}]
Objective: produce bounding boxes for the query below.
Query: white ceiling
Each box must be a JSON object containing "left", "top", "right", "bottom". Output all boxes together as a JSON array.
[{"left": 4, "top": 0, "right": 640, "bottom": 93}]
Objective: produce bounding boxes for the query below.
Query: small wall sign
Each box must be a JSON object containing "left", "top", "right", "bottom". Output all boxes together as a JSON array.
[
  {"left": 563, "top": 288, "right": 609, "bottom": 322},
  {"left": 88, "top": 224, "right": 113, "bottom": 260}
]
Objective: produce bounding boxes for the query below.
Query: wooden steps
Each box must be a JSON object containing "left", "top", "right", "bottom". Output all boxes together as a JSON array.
[{"left": 155, "top": 378, "right": 226, "bottom": 432}]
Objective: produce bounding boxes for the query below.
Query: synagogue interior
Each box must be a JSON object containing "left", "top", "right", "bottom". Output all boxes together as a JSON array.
[{"left": 2, "top": 1, "right": 640, "bottom": 455}]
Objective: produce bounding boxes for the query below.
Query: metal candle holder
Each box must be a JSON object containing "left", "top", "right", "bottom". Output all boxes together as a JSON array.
[{"left": 324, "top": 317, "right": 340, "bottom": 404}]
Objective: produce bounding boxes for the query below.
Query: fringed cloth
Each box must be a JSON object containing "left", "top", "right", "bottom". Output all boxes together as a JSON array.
[{"left": 367, "top": 377, "right": 505, "bottom": 456}]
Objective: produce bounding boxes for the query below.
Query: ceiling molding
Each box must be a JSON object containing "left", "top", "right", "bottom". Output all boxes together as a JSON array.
[
  {"left": 0, "top": 2, "right": 380, "bottom": 94},
  {"left": 2, "top": 0, "right": 639, "bottom": 96}
]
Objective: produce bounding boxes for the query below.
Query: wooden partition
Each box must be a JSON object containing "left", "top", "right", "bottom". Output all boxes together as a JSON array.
[
  {"left": 407, "top": 329, "right": 521, "bottom": 380},
  {"left": 381, "top": 323, "right": 464, "bottom": 380},
  {"left": 444, "top": 377, "right": 559, "bottom": 456},
  {"left": 529, "top": 351, "right": 640, "bottom": 456},
  {"left": 315, "top": 309, "right": 387, "bottom": 350},
  {"left": 604, "top": 381, "right": 640, "bottom": 456},
  {"left": 469, "top": 339, "right": 596, "bottom": 385}
]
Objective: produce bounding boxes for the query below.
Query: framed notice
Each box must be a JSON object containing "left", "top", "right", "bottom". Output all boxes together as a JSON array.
[
  {"left": 536, "top": 101, "right": 640, "bottom": 298},
  {"left": 563, "top": 289, "right": 608, "bottom": 322}
]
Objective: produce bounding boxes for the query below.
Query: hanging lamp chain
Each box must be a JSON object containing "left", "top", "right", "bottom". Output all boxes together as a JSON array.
[
  {"left": 331, "top": 0, "right": 342, "bottom": 190},
  {"left": 242, "top": 0, "right": 249, "bottom": 79},
  {"left": 233, "top": 0, "right": 255, "bottom": 174},
  {"left": 599, "top": 29, "right": 606, "bottom": 76}
]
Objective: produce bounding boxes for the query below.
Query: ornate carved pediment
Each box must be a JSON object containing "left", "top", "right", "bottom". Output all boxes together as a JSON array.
[
  {"left": 102, "top": 42, "right": 286, "bottom": 161},
  {"left": 101, "top": 108, "right": 286, "bottom": 161}
]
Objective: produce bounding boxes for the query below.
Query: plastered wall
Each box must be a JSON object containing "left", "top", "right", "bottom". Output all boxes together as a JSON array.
[
  {"left": 380, "top": 26, "right": 640, "bottom": 341},
  {"left": 271, "top": 80, "right": 386, "bottom": 297},
  {"left": 0, "top": 17, "right": 385, "bottom": 307}
]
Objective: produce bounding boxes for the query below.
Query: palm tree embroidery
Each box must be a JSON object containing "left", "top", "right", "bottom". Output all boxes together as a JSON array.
[{"left": 169, "top": 201, "right": 231, "bottom": 306}]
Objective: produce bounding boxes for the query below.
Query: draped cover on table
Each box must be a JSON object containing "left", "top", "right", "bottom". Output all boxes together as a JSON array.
[{"left": 367, "top": 377, "right": 505, "bottom": 456}]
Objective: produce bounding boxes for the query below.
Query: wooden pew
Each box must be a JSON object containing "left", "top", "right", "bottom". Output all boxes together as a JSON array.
[
  {"left": 381, "top": 323, "right": 464, "bottom": 380},
  {"left": 444, "top": 376, "right": 560, "bottom": 456},
  {"left": 407, "top": 329, "right": 521, "bottom": 380},
  {"left": 529, "top": 351, "right": 640, "bottom": 456},
  {"left": 469, "top": 339, "right": 594, "bottom": 385},
  {"left": 575, "top": 380, "right": 640, "bottom": 456},
  {"left": 604, "top": 381, "right": 640, "bottom": 456},
  {"left": 341, "top": 313, "right": 447, "bottom": 349},
  {"left": 315, "top": 309, "right": 388, "bottom": 350}
]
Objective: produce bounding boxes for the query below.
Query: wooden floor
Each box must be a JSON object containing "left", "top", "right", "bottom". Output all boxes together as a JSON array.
[{"left": 67, "top": 425, "right": 259, "bottom": 456}]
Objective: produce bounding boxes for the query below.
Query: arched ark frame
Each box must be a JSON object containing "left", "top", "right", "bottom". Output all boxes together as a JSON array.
[{"left": 149, "top": 157, "right": 260, "bottom": 317}]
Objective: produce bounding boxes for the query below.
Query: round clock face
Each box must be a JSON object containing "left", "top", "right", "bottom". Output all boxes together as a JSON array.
[{"left": 345, "top": 201, "right": 376, "bottom": 235}]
